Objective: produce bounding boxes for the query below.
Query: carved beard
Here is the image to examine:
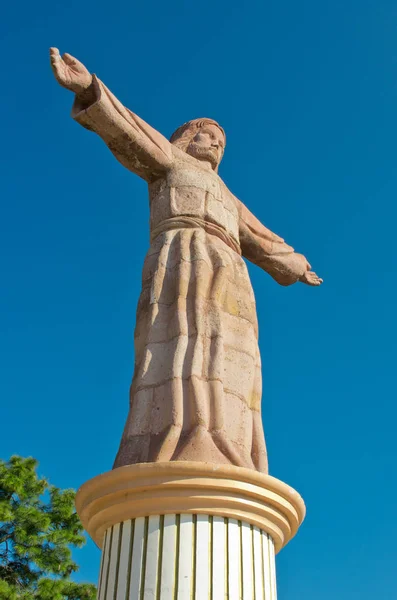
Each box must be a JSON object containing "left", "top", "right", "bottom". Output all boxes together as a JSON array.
[{"left": 186, "top": 143, "right": 219, "bottom": 168}]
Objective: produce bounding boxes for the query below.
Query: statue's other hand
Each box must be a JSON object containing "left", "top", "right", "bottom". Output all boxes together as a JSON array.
[
  {"left": 300, "top": 270, "right": 323, "bottom": 286},
  {"left": 50, "top": 47, "right": 92, "bottom": 94}
]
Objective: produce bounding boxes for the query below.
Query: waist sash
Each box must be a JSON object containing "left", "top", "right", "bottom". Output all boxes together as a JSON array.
[{"left": 150, "top": 216, "right": 241, "bottom": 255}]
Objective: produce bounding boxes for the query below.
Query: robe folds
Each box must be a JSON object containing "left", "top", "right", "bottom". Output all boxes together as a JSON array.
[{"left": 72, "top": 77, "right": 308, "bottom": 473}]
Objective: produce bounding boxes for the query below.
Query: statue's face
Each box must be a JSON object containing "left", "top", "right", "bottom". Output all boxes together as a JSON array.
[{"left": 186, "top": 124, "right": 225, "bottom": 169}]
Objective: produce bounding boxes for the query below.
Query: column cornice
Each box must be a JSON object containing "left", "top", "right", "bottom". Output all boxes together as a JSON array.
[{"left": 76, "top": 461, "right": 305, "bottom": 554}]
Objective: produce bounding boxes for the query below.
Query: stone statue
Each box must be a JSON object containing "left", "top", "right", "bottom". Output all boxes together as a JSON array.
[{"left": 50, "top": 48, "right": 322, "bottom": 475}]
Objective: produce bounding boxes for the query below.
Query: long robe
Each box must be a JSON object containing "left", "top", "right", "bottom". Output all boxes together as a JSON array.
[{"left": 72, "top": 77, "right": 308, "bottom": 473}]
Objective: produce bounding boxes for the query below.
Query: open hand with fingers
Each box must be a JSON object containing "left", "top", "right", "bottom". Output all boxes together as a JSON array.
[
  {"left": 300, "top": 270, "right": 323, "bottom": 286},
  {"left": 50, "top": 47, "right": 92, "bottom": 94}
]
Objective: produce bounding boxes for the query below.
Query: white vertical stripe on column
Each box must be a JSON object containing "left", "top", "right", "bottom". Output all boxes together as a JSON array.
[
  {"left": 269, "top": 534, "right": 277, "bottom": 600},
  {"left": 195, "top": 514, "right": 210, "bottom": 599},
  {"left": 98, "top": 529, "right": 110, "bottom": 600},
  {"left": 262, "top": 531, "right": 272, "bottom": 600},
  {"left": 116, "top": 520, "right": 132, "bottom": 600},
  {"left": 106, "top": 522, "right": 120, "bottom": 599},
  {"left": 98, "top": 527, "right": 111, "bottom": 600},
  {"left": 160, "top": 514, "right": 176, "bottom": 600},
  {"left": 228, "top": 518, "right": 240, "bottom": 600},
  {"left": 177, "top": 514, "right": 194, "bottom": 597},
  {"left": 253, "top": 526, "right": 263, "bottom": 600},
  {"left": 129, "top": 516, "right": 146, "bottom": 599},
  {"left": 212, "top": 516, "right": 226, "bottom": 599},
  {"left": 241, "top": 522, "right": 253, "bottom": 599},
  {"left": 144, "top": 515, "right": 160, "bottom": 599}
]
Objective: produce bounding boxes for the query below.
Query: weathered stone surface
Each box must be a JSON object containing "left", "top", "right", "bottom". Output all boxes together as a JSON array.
[{"left": 50, "top": 47, "right": 323, "bottom": 474}]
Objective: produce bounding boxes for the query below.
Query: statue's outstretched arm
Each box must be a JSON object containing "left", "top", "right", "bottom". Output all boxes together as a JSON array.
[
  {"left": 50, "top": 48, "right": 173, "bottom": 181},
  {"left": 238, "top": 199, "right": 323, "bottom": 287}
]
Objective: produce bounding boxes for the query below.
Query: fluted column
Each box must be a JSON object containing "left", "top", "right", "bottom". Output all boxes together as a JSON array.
[
  {"left": 97, "top": 515, "right": 278, "bottom": 599},
  {"left": 76, "top": 462, "right": 305, "bottom": 599}
]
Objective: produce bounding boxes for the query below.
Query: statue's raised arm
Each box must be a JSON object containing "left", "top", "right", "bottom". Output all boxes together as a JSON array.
[
  {"left": 237, "top": 198, "right": 323, "bottom": 286},
  {"left": 50, "top": 48, "right": 173, "bottom": 181}
]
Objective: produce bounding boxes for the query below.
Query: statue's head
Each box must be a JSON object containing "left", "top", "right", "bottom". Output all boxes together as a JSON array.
[{"left": 170, "top": 118, "right": 226, "bottom": 171}]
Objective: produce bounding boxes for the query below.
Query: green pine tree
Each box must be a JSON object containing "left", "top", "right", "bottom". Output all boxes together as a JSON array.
[{"left": 0, "top": 456, "right": 96, "bottom": 599}]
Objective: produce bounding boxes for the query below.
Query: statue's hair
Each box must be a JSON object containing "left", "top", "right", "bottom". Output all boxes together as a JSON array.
[{"left": 169, "top": 118, "right": 226, "bottom": 151}]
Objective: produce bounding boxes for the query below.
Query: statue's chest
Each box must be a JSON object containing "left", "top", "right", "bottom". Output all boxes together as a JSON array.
[{"left": 149, "top": 167, "right": 239, "bottom": 240}]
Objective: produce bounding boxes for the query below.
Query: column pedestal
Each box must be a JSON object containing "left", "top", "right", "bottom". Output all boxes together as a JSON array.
[{"left": 76, "top": 462, "right": 305, "bottom": 599}]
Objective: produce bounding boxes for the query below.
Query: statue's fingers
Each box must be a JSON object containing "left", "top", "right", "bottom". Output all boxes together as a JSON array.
[
  {"left": 63, "top": 52, "right": 78, "bottom": 66},
  {"left": 50, "top": 47, "right": 61, "bottom": 65},
  {"left": 308, "top": 274, "right": 319, "bottom": 284},
  {"left": 49, "top": 48, "right": 65, "bottom": 80}
]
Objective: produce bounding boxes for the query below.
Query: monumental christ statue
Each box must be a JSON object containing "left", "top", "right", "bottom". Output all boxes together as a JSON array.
[{"left": 50, "top": 48, "right": 322, "bottom": 475}]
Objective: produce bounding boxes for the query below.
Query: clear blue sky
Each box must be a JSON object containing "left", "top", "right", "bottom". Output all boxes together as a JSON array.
[{"left": 1, "top": 0, "right": 397, "bottom": 597}]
